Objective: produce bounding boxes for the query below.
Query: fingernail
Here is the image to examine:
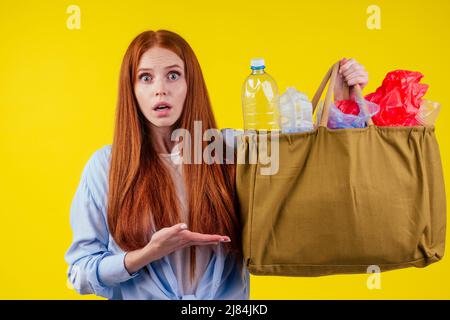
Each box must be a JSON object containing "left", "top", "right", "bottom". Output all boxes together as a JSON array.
[
  {"left": 180, "top": 223, "right": 187, "bottom": 230},
  {"left": 220, "top": 237, "right": 231, "bottom": 242}
]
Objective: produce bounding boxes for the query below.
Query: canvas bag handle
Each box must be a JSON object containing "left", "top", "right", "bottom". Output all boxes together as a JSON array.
[{"left": 311, "top": 61, "right": 374, "bottom": 127}]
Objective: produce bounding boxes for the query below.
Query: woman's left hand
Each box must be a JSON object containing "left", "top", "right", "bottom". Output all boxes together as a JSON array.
[{"left": 334, "top": 58, "right": 369, "bottom": 100}]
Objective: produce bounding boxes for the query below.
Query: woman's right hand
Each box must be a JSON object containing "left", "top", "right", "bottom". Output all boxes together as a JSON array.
[
  {"left": 145, "top": 222, "right": 230, "bottom": 261},
  {"left": 124, "top": 223, "right": 230, "bottom": 274}
]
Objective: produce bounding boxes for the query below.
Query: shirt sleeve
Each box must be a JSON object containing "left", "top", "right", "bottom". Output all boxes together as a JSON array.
[{"left": 64, "top": 148, "right": 140, "bottom": 299}]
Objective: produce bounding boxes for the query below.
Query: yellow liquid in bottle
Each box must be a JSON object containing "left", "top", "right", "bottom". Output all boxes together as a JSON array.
[{"left": 242, "top": 69, "right": 280, "bottom": 131}]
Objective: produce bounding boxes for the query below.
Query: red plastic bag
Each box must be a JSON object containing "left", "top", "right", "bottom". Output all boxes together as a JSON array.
[
  {"left": 336, "top": 70, "right": 429, "bottom": 126},
  {"left": 364, "top": 70, "right": 428, "bottom": 126},
  {"left": 335, "top": 100, "right": 359, "bottom": 115}
]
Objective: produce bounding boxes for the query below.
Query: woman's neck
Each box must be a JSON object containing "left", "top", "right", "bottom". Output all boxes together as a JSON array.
[{"left": 149, "top": 125, "right": 176, "bottom": 154}]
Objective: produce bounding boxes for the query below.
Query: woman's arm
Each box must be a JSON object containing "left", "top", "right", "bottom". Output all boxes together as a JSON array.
[
  {"left": 64, "top": 148, "right": 141, "bottom": 299},
  {"left": 123, "top": 247, "right": 157, "bottom": 275},
  {"left": 124, "top": 223, "right": 230, "bottom": 274},
  {"left": 65, "top": 148, "right": 230, "bottom": 298}
]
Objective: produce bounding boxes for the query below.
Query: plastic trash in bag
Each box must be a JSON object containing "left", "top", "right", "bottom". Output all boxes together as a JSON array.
[
  {"left": 416, "top": 99, "right": 441, "bottom": 126},
  {"left": 279, "top": 87, "right": 314, "bottom": 133},
  {"left": 335, "top": 99, "right": 359, "bottom": 115},
  {"left": 364, "top": 70, "right": 429, "bottom": 126},
  {"left": 315, "top": 97, "right": 380, "bottom": 129}
]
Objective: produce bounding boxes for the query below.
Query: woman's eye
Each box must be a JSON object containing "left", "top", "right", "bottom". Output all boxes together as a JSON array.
[
  {"left": 139, "top": 74, "right": 152, "bottom": 82},
  {"left": 168, "top": 71, "right": 180, "bottom": 81}
]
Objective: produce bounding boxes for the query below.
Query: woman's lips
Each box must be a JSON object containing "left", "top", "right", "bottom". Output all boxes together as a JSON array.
[{"left": 153, "top": 106, "right": 172, "bottom": 117}]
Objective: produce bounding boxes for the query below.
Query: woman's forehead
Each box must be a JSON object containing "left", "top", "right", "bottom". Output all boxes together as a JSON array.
[{"left": 138, "top": 47, "right": 184, "bottom": 71}]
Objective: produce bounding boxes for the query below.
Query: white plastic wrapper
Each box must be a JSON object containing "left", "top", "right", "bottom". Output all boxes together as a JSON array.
[
  {"left": 416, "top": 99, "right": 441, "bottom": 126},
  {"left": 279, "top": 87, "right": 314, "bottom": 133}
]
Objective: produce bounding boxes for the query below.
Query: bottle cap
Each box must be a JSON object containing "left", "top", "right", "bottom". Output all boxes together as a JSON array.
[{"left": 250, "top": 58, "right": 265, "bottom": 70}]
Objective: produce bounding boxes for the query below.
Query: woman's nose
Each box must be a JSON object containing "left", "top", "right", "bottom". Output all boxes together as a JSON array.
[
  {"left": 154, "top": 79, "right": 167, "bottom": 96},
  {"left": 155, "top": 89, "right": 166, "bottom": 96}
]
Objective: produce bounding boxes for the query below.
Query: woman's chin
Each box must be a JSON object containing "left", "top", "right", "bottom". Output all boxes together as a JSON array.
[{"left": 149, "top": 118, "right": 177, "bottom": 128}]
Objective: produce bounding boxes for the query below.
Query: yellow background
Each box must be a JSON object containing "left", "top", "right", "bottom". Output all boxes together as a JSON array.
[{"left": 1, "top": 0, "right": 449, "bottom": 299}]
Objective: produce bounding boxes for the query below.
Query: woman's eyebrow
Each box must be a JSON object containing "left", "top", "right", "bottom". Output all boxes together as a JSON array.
[{"left": 137, "top": 64, "right": 183, "bottom": 72}]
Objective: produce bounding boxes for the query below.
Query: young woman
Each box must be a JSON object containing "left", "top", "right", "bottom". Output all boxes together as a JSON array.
[{"left": 65, "top": 30, "right": 369, "bottom": 300}]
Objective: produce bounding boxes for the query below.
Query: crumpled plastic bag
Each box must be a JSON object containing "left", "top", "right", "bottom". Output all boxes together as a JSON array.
[
  {"left": 335, "top": 99, "right": 360, "bottom": 115},
  {"left": 316, "top": 98, "right": 380, "bottom": 129},
  {"left": 279, "top": 87, "right": 314, "bottom": 133},
  {"left": 364, "top": 70, "right": 429, "bottom": 126},
  {"left": 416, "top": 99, "right": 441, "bottom": 126}
]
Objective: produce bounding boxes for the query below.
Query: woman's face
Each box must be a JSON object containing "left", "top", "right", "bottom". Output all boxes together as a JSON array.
[{"left": 134, "top": 47, "right": 187, "bottom": 128}]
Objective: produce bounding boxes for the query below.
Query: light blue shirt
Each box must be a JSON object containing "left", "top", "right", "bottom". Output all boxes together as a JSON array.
[{"left": 64, "top": 145, "right": 250, "bottom": 300}]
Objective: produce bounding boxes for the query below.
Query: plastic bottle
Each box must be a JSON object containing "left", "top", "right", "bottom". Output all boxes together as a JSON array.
[{"left": 241, "top": 58, "right": 280, "bottom": 131}]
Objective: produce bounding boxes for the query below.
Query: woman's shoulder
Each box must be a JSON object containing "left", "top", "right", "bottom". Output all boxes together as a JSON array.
[
  {"left": 83, "top": 144, "right": 112, "bottom": 177},
  {"left": 86, "top": 144, "right": 112, "bottom": 168},
  {"left": 80, "top": 144, "right": 112, "bottom": 207}
]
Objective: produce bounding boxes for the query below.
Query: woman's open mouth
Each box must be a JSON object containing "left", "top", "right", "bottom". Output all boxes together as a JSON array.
[{"left": 153, "top": 102, "right": 173, "bottom": 117}]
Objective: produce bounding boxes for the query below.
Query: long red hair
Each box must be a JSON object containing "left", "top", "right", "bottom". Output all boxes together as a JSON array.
[{"left": 107, "top": 30, "right": 242, "bottom": 281}]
